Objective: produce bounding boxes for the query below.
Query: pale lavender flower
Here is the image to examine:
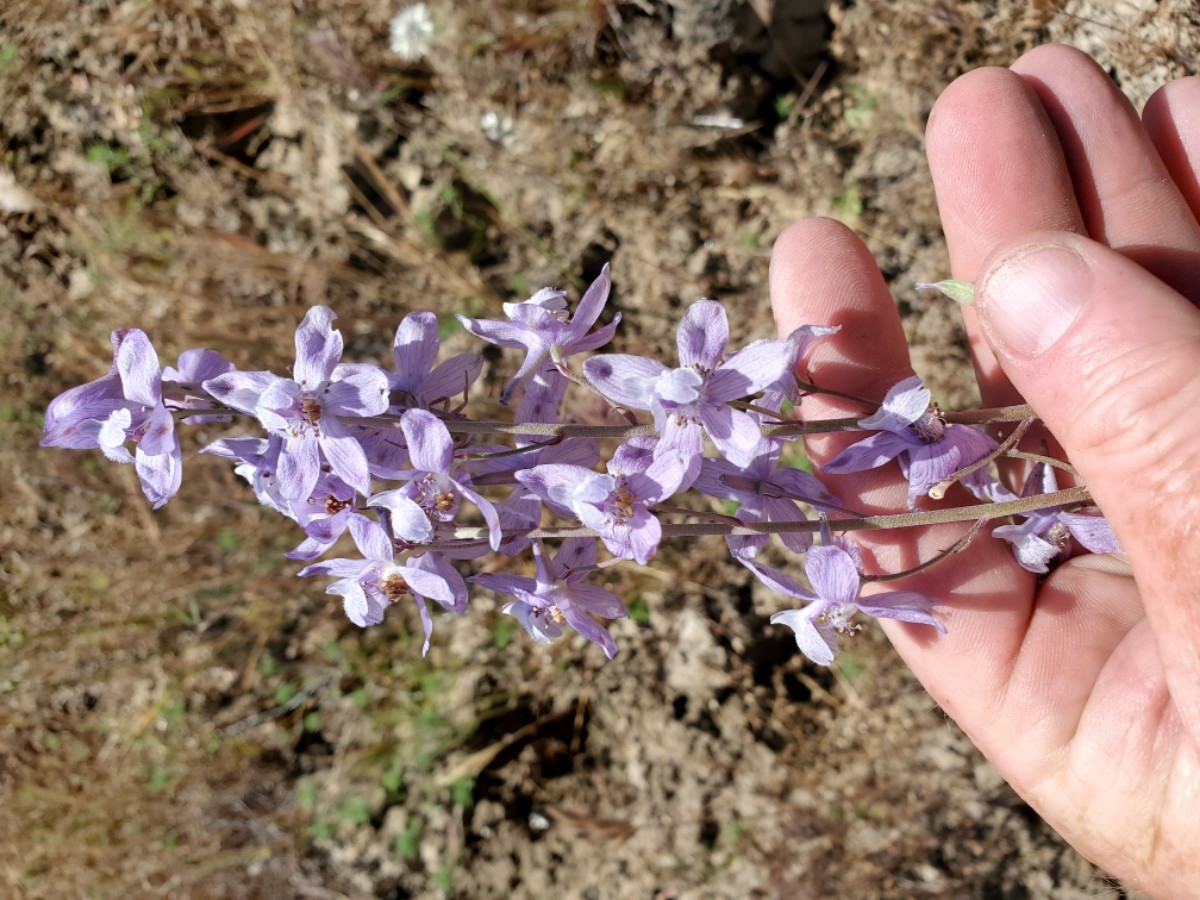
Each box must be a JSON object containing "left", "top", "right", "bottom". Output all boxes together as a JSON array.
[
  {"left": 202, "top": 435, "right": 290, "bottom": 517},
  {"left": 367, "top": 408, "right": 502, "bottom": 551},
  {"left": 42, "top": 328, "right": 182, "bottom": 508},
  {"left": 388, "top": 311, "right": 483, "bottom": 410},
  {"left": 482, "top": 434, "right": 600, "bottom": 557},
  {"left": 822, "top": 375, "right": 997, "bottom": 507},
  {"left": 516, "top": 440, "right": 685, "bottom": 565},
  {"left": 203, "top": 307, "right": 390, "bottom": 501},
  {"left": 161, "top": 348, "right": 234, "bottom": 422},
  {"left": 513, "top": 361, "right": 570, "bottom": 433},
  {"left": 457, "top": 265, "right": 619, "bottom": 405},
  {"left": 759, "top": 323, "right": 840, "bottom": 414},
  {"left": 583, "top": 299, "right": 791, "bottom": 486},
  {"left": 472, "top": 539, "right": 627, "bottom": 659},
  {"left": 755, "top": 544, "right": 945, "bottom": 665},
  {"left": 693, "top": 437, "right": 843, "bottom": 559},
  {"left": 298, "top": 513, "right": 466, "bottom": 654},
  {"left": 284, "top": 472, "right": 360, "bottom": 561},
  {"left": 992, "top": 463, "right": 1121, "bottom": 573}
]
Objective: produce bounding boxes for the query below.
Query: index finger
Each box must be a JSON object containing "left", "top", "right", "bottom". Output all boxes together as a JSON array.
[{"left": 925, "top": 63, "right": 1085, "bottom": 408}]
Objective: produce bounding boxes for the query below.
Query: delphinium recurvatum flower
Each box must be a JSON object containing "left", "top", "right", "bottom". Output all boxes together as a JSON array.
[{"left": 40, "top": 264, "right": 1121, "bottom": 666}]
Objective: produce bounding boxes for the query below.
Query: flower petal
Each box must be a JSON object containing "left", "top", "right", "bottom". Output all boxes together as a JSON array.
[
  {"left": 277, "top": 433, "right": 321, "bottom": 501},
  {"left": 583, "top": 354, "right": 666, "bottom": 409},
  {"left": 319, "top": 415, "right": 373, "bottom": 496},
  {"left": 563, "top": 264, "right": 611, "bottom": 340},
  {"left": 421, "top": 353, "right": 484, "bottom": 404},
  {"left": 856, "top": 590, "right": 946, "bottom": 633},
  {"left": 293, "top": 306, "right": 343, "bottom": 387},
  {"left": 821, "top": 431, "right": 914, "bottom": 475},
  {"left": 369, "top": 490, "right": 434, "bottom": 543},
  {"left": 402, "top": 408, "right": 454, "bottom": 473},
  {"left": 324, "top": 364, "right": 390, "bottom": 417},
  {"left": 349, "top": 513, "right": 394, "bottom": 562},
  {"left": 770, "top": 608, "right": 837, "bottom": 665},
  {"left": 391, "top": 311, "right": 441, "bottom": 391},
  {"left": 455, "top": 314, "right": 530, "bottom": 349},
  {"left": 858, "top": 375, "right": 929, "bottom": 431},
  {"left": 706, "top": 339, "right": 792, "bottom": 400},
  {"left": 203, "top": 370, "right": 279, "bottom": 417},
  {"left": 404, "top": 552, "right": 468, "bottom": 613},
  {"left": 804, "top": 545, "right": 861, "bottom": 608},
  {"left": 699, "top": 403, "right": 761, "bottom": 468},
  {"left": 562, "top": 606, "right": 618, "bottom": 659},
  {"left": 116, "top": 330, "right": 163, "bottom": 407},
  {"left": 1060, "top": 512, "right": 1121, "bottom": 555},
  {"left": 569, "top": 581, "right": 626, "bottom": 620},
  {"left": 676, "top": 299, "right": 728, "bottom": 369}
]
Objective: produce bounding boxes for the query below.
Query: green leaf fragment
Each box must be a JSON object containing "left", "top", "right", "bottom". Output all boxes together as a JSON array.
[{"left": 916, "top": 279, "right": 975, "bottom": 305}]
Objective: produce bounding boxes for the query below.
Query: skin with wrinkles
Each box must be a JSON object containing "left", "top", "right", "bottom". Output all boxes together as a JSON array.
[{"left": 770, "top": 45, "right": 1200, "bottom": 898}]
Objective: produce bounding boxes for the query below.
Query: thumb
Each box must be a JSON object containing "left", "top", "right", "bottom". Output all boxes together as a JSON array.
[{"left": 977, "top": 232, "right": 1200, "bottom": 725}]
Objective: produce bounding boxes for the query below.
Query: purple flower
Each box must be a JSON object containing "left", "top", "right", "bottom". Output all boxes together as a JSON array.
[
  {"left": 693, "top": 437, "right": 843, "bottom": 559},
  {"left": 516, "top": 440, "right": 685, "bottom": 565},
  {"left": 203, "top": 307, "right": 390, "bottom": 501},
  {"left": 583, "top": 300, "right": 791, "bottom": 487},
  {"left": 760, "top": 323, "right": 840, "bottom": 415},
  {"left": 992, "top": 464, "right": 1121, "bottom": 573},
  {"left": 298, "top": 514, "right": 467, "bottom": 654},
  {"left": 513, "top": 361, "right": 570, "bottom": 432},
  {"left": 42, "top": 328, "right": 182, "bottom": 508},
  {"left": 482, "top": 434, "right": 600, "bottom": 557},
  {"left": 284, "top": 472, "right": 360, "bottom": 561},
  {"left": 389, "top": 311, "right": 483, "bottom": 409},
  {"left": 471, "top": 539, "right": 627, "bottom": 658},
  {"left": 161, "top": 348, "right": 235, "bottom": 422},
  {"left": 367, "top": 408, "right": 502, "bottom": 551},
  {"left": 202, "top": 435, "right": 290, "bottom": 516},
  {"left": 457, "top": 265, "right": 620, "bottom": 405},
  {"left": 821, "top": 375, "right": 997, "bottom": 507},
  {"left": 753, "top": 544, "right": 945, "bottom": 665}
]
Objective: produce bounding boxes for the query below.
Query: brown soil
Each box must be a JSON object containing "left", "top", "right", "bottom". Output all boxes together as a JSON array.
[{"left": 2, "top": 1, "right": 1191, "bottom": 897}]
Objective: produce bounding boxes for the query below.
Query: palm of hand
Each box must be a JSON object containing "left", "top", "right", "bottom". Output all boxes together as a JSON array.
[{"left": 771, "top": 45, "right": 1200, "bottom": 898}]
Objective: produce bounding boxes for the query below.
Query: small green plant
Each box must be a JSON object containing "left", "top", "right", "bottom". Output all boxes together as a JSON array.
[
  {"left": 490, "top": 614, "right": 518, "bottom": 649},
  {"left": 831, "top": 183, "right": 863, "bottom": 222},
  {"left": 144, "top": 764, "right": 180, "bottom": 795},
  {"left": 843, "top": 83, "right": 876, "bottom": 129},
  {"left": 394, "top": 815, "right": 423, "bottom": 860},
  {"left": 448, "top": 775, "right": 475, "bottom": 808},
  {"left": 274, "top": 681, "right": 298, "bottom": 705},
  {"left": 0, "top": 44, "right": 17, "bottom": 73},
  {"left": 341, "top": 794, "right": 372, "bottom": 826},
  {"left": 837, "top": 652, "right": 864, "bottom": 682},
  {"left": 627, "top": 595, "right": 651, "bottom": 626},
  {"left": 773, "top": 92, "right": 796, "bottom": 120},
  {"left": 296, "top": 780, "right": 319, "bottom": 808}
]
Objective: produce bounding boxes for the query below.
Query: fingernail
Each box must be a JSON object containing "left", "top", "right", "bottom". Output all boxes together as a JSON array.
[{"left": 978, "top": 244, "right": 1091, "bottom": 358}]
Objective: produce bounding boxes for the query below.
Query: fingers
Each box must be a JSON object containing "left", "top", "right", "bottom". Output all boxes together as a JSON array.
[
  {"left": 928, "top": 46, "right": 1200, "bottom": 409},
  {"left": 1143, "top": 76, "right": 1200, "bottom": 230},
  {"left": 1011, "top": 45, "right": 1200, "bottom": 302},
  {"left": 770, "top": 217, "right": 914, "bottom": 513},
  {"left": 925, "top": 62, "right": 1085, "bottom": 407},
  {"left": 977, "top": 230, "right": 1200, "bottom": 739},
  {"left": 769, "top": 218, "right": 1031, "bottom": 647}
]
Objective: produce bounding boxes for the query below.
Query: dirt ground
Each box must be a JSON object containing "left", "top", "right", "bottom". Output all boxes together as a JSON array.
[{"left": 2, "top": 1, "right": 1195, "bottom": 897}]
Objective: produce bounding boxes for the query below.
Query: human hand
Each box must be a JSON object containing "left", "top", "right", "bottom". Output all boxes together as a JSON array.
[{"left": 770, "top": 44, "right": 1200, "bottom": 898}]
